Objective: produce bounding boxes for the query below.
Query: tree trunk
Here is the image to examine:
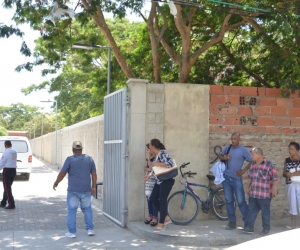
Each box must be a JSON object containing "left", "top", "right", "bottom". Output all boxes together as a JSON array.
[
  {"left": 82, "top": 0, "right": 135, "bottom": 79},
  {"left": 147, "top": 3, "right": 161, "bottom": 83}
]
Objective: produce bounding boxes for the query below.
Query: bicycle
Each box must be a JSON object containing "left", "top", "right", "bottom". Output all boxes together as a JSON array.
[{"left": 167, "top": 162, "right": 228, "bottom": 225}]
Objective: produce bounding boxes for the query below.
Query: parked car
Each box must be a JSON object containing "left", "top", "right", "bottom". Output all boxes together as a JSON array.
[{"left": 0, "top": 136, "right": 32, "bottom": 180}]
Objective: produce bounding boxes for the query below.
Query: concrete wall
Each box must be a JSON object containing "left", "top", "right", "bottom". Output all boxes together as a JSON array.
[{"left": 30, "top": 115, "right": 104, "bottom": 187}]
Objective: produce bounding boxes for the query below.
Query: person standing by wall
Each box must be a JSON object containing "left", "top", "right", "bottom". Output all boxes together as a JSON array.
[
  {"left": 218, "top": 132, "right": 252, "bottom": 230},
  {"left": 53, "top": 141, "right": 97, "bottom": 238},
  {"left": 143, "top": 138, "right": 175, "bottom": 232},
  {"left": 0, "top": 140, "right": 17, "bottom": 209},
  {"left": 283, "top": 142, "right": 300, "bottom": 229},
  {"left": 144, "top": 143, "right": 158, "bottom": 226},
  {"left": 242, "top": 147, "right": 278, "bottom": 236}
]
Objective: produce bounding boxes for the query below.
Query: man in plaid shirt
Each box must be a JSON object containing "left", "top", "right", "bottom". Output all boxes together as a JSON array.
[{"left": 242, "top": 147, "right": 278, "bottom": 236}]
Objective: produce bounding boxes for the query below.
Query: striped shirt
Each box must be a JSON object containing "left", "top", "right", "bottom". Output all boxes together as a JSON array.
[
  {"left": 285, "top": 157, "right": 300, "bottom": 184},
  {"left": 248, "top": 159, "right": 278, "bottom": 199},
  {"left": 153, "top": 150, "right": 174, "bottom": 184}
]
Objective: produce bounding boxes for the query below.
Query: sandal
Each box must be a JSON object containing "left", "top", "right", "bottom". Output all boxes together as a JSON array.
[
  {"left": 144, "top": 218, "right": 152, "bottom": 224},
  {"left": 150, "top": 219, "right": 158, "bottom": 227},
  {"left": 153, "top": 225, "right": 166, "bottom": 232},
  {"left": 164, "top": 219, "right": 172, "bottom": 225}
]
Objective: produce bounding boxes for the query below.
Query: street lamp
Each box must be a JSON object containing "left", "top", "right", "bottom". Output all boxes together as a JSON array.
[
  {"left": 71, "top": 43, "right": 111, "bottom": 94},
  {"left": 40, "top": 100, "right": 58, "bottom": 169}
]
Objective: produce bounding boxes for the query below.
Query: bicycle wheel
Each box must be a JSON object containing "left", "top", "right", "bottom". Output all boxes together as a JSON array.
[
  {"left": 167, "top": 191, "right": 199, "bottom": 225},
  {"left": 211, "top": 188, "right": 229, "bottom": 220}
]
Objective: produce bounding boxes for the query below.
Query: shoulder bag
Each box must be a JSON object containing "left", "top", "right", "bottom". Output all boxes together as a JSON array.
[{"left": 152, "top": 157, "right": 178, "bottom": 181}]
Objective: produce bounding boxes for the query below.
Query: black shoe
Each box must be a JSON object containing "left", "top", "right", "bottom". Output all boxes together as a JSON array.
[
  {"left": 241, "top": 227, "right": 254, "bottom": 234},
  {"left": 226, "top": 222, "right": 236, "bottom": 230},
  {"left": 4, "top": 206, "right": 15, "bottom": 209},
  {"left": 0, "top": 204, "right": 5, "bottom": 208},
  {"left": 259, "top": 229, "right": 269, "bottom": 236}
]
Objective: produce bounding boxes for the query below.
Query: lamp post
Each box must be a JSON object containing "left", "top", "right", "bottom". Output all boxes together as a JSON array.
[
  {"left": 40, "top": 100, "right": 58, "bottom": 168},
  {"left": 71, "top": 43, "right": 111, "bottom": 94}
]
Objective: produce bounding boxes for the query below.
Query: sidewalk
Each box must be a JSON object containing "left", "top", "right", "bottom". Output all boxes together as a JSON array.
[
  {"left": 27, "top": 158, "right": 292, "bottom": 249},
  {"left": 128, "top": 213, "right": 291, "bottom": 248}
]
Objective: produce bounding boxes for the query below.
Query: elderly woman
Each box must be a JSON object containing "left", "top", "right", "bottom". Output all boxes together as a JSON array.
[
  {"left": 283, "top": 142, "right": 300, "bottom": 229},
  {"left": 143, "top": 139, "right": 175, "bottom": 232}
]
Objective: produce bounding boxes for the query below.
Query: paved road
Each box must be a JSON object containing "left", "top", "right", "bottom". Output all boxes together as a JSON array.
[{"left": 0, "top": 157, "right": 225, "bottom": 249}]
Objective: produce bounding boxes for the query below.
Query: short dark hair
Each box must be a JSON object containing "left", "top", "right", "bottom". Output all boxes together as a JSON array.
[
  {"left": 4, "top": 140, "right": 12, "bottom": 147},
  {"left": 289, "top": 142, "right": 300, "bottom": 151},
  {"left": 150, "top": 139, "right": 165, "bottom": 150}
]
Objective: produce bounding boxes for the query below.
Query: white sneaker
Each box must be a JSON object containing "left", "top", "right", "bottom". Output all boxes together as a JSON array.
[
  {"left": 87, "top": 229, "right": 95, "bottom": 236},
  {"left": 65, "top": 232, "right": 76, "bottom": 238}
]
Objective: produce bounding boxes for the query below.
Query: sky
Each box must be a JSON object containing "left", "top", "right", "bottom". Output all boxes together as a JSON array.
[
  {"left": 0, "top": 3, "right": 148, "bottom": 114},
  {"left": 0, "top": 7, "right": 58, "bottom": 113}
]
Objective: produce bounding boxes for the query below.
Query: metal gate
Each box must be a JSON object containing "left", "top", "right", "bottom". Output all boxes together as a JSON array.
[{"left": 103, "top": 88, "right": 127, "bottom": 227}]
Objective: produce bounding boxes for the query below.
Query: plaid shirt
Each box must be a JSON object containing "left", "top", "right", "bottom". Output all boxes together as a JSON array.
[{"left": 248, "top": 159, "right": 278, "bottom": 199}]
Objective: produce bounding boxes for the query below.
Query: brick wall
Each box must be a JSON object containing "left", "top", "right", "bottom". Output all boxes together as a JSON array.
[{"left": 209, "top": 85, "right": 300, "bottom": 217}]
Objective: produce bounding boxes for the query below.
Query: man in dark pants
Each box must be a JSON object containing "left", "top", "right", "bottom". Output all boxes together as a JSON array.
[
  {"left": 242, "top": 147, "right": 278, "bottom": 236},
  {"left": 0, "top": 140, "right": 17, "bottom": 209}
]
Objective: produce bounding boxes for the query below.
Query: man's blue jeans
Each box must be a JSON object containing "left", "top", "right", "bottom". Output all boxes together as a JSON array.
[
  {"left": 247, "top": 197, "right": 271, "bottom": 231},
  {"left": 223, "top": 175, "right": 248, "bottom": 223},
  {"left": 67, "top": 191, "right": 94, "bottom": 234}
]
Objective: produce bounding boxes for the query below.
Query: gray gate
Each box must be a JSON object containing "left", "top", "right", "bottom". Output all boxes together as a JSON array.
[{"left": 103, "top": 88, "right": 127, "bottom": 227}]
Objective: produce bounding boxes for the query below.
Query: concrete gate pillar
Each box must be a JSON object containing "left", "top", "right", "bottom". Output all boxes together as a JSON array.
[{"left": 126, "top": 78, "right": 148, "bottom": 223}]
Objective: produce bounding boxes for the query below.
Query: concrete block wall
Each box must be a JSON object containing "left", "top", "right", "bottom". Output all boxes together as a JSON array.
[
  {"left": 146, "top": 84, "right": 165, "bottom": 143},
  {"left": 209, "top": 85, "right": 300, "bottom": 217},
  {"left": 30, "top": 115, "right": 104, "bottom": 192}
]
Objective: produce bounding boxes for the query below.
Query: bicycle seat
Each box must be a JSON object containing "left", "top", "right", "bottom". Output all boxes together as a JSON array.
[{"left": 206, "top": 175, "right": 215, "bottom": 181}]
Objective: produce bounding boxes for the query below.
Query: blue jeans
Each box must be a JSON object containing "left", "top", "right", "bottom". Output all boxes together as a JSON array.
[
  {"left": 247, "top": 197, "right": 271, "bottom": 231},
  {"left": 67, "top": 192, "right": 94, "bottom": 233},
  {"left": 146, "top": 196, "right": 158, "bottom": 218},
  {"left": 222, "top": 175, "right": 248, "bottom": 223}
]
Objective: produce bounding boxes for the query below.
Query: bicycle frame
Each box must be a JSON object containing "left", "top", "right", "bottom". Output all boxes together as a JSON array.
[{"left": 181, "top": 178, "right": 219, "bottom": 209}]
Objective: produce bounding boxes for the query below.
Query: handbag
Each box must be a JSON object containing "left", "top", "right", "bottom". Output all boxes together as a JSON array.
[
  {"left": 145, "top": 175, "right": 156, "bottom": 197},
  {"left": 152, "top": 159, "right": 178, "bottom": 181}
]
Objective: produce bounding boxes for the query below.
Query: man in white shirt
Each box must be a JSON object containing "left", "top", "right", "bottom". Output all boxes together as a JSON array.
[{"left": 0, "top": 140, "right": 17, "bottom": 209}]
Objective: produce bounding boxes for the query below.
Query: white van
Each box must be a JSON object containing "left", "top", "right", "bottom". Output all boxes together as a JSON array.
[{"left": 0, "top": 136, "right": 32, "bottom": 180}]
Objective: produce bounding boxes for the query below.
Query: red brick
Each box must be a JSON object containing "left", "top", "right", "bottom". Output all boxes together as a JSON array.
[
  {"left": 290, "top": 90, "right": 299, "bottom": 98},
  {"left": 224, "top": 116, "right": 240, "bottom": 125},
  {"left": 214, "top": 125, "right": 232, "bottom": 133},
  {"left": 266, "top": 127, "right": 283, "bottom": 133},
  {"left": 274, "top": 117, "right": 291, "bottom": 126},
  {"left": 229, "top": 96, "right": 240, "bottom": 105},
  {"left": 291, "top": 118, "right": 300, "bottom": 126},
  {"left": 266, "top": 88, "right": 281, "bottom": 97},
  {"left": 288, "top": 108, "right": 300, "bottom": 117},
  {"left": 210, "top": 105, "right": 219, "bottom": 114},
  {"left": 209, "top": 125, "right": 215, "bottom": 132},
  {"left": 283, "top": 128, "right": 297, "bottom": 134},
  {"left": 294, "top": 99, "right": 300, "bottom": 107},
  {"left": 277, "top": 98, "right": 293, "bottom": 107},
  {"left": 219, "top": 106, "right": 236, "bottom": 115},
  {"left": 257, "top": 88, "right": 266, "bottom": 96},
  {"left": 231, "top": 125, "right": 249, "bottom": 133},
  {"left": 260, "top": 98, "right": 277, "bottom": 106},
  {"left": 237, "top": 106, "right": 253, "bottom": 115},
  {"left": 209, "top": 115, "right": 222, "bottom": 124},
  {"left": 211, "top": 95, "right": 227, "bottom": 104},
  {"left": 248, "top": 126, "right": 267, "bottom": 133},
  {"left": 241, "top": 87, "right": 259, "bottom": 96},
  {"left": 209, "top": 85, "right": 223, "bottom": 95},
  {"left": 271, "top": 107, "right": 287, "bottom": 116},
  {"left": 257, "top": 117, "right": 274, "bottom": 126},
  {"left": 223, "top": 86, "right": 240, "bottom": 95},
  {"left": 254, "top": 106, "right": 271, "bottom": 116}
]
